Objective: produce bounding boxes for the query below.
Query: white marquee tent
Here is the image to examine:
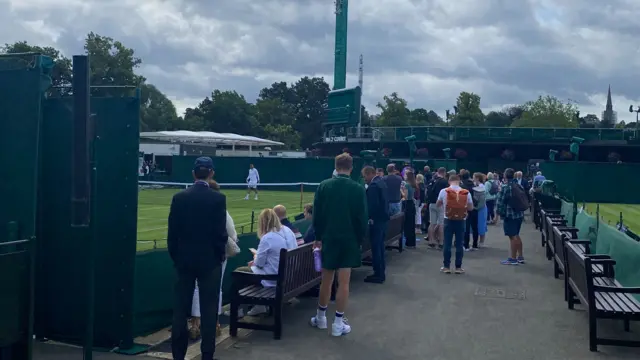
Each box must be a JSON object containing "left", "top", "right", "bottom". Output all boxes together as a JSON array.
[{"left": 140, "top": 131, "right": 284, "bottom": 147}]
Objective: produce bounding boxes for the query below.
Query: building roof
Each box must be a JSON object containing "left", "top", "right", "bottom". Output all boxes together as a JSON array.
[{"left": 139, "top": 131, "right": 284, "bottom": 147}]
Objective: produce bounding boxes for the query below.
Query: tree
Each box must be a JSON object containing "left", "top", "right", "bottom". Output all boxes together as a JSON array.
[
  {"left": 290, "top": 77, "right": 331, "bottom": 148},
  {"left": 450, "top": 92, "right": 485, "bottom": 126},
  {"left": 511, "top": 95, "right": 578, "bottom": 128},
  {"left": 426, "top": 110, "right": 445, "bottom": 125},
  {"left": 409, "top": 108, "right": 444, "bottom": 125},
  {"left": 84, "top": 32, "right": 145, "bottom": 97},
  {"left": 184, "top": 90, "right": 257, "bottom": 135},
  {"left": 376, "top": 92, "right": 411, "bottom": 126},
  {"left": 254, "top": 97, "right": 296, "bottom": 127},
  {"left": 140, "top": 83, "right": 180, "bottom": 131},
  {"left": 2, "top": 41, "right": 72, "bottom": 96},
  {"left": 485, "top": 111, "right": 511, "bottom": 127},
  {"left": 254, "top": 97, "right": 299, "bottom": 148},
  {"left": 578, "top": 114, "right": 599, "bottom": 128},
  {"left": 263, "top": 124, "right": 301, "bottom": 150}
]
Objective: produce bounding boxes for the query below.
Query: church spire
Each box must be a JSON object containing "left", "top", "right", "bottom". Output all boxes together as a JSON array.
[{"left": 606, "top": 84, "right": 613, "bottom": 111}]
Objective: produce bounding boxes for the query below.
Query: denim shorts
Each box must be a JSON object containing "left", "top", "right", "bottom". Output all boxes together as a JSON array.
[{"left": 503, "top": 217, "right": 523, "bottom": 237}]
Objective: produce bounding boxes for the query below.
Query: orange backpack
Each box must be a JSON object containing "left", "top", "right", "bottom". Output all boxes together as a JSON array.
[{"left": 445, "top": 188, "right": 469, "bottom": 220}]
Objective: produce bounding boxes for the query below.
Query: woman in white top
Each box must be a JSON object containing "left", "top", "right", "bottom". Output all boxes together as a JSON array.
[
  {"left": 235, "top": 208, "right": 289, "bottom": 316},
  {"left": 190, "top": 181, "right": 238, "bottom": 339}
]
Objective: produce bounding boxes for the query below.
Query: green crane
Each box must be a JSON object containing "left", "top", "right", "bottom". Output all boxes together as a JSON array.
[{"left": 333, "top": 0, "right": 348, "bottom": 90}]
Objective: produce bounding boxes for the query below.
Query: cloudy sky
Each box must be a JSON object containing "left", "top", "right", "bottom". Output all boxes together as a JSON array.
[{"left": 3, "top": 0, "right": 640, "bottom": 122}]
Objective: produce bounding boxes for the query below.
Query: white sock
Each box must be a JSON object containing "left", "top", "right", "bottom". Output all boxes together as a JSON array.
[
  {"left": 334, "top": 312, "right": 344, "bottom": 325},
  {"left": 317, "top": 305, "right": 327, "bottom": 318}
]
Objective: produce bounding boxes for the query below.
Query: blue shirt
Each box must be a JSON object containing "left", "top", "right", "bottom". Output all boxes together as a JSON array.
[{"left": 251, "top": 230, "right": 288, "bottom": 287}]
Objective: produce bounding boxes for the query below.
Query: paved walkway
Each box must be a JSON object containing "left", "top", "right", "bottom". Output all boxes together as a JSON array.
[
  {"left": 210, "top": 219, "right": 639, "bottom": 360},
  {"left": 34, "top": 218, "right": 640, "bottom": 360}
]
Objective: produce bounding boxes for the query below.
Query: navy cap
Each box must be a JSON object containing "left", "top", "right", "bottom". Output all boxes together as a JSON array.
[{"left": 194, "top": 156, "right": 214, "bottom": 171}]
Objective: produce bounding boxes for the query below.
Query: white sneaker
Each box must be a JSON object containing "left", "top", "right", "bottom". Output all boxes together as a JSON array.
[
  {"left": 254, "top": 195, "right": 258, "bottom": 200},
  {"left": 310, "top": 315, "right": 327, "bottom": 329},
  {"left": 223, "top": 308, "right": 244, "bottom": 318},
  {"left": 244, "top": 195, "right": 249, "bottom": 200},
  {"left": 246, "top": 305, "right": 268, "bottom": 316},
  {"left": 331, "top": 318, "right": 351, "bottom": 336}
]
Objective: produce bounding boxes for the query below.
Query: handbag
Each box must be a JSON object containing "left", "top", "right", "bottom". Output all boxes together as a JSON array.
[{"left": 225, "top": 237, "right": 240, "bottom": 257}]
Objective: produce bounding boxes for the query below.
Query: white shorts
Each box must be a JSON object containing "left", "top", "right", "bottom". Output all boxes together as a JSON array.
[
  {"left": 192, "top": 260, "right": 227, "bottom": 317},
  {"left": 247, "top": 182, "right": 258, "bottom": 189}
]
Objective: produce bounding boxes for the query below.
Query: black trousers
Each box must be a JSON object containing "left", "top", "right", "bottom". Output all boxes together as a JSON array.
[
  {"left": 172, "top": 263, "right": 222, "bottom": 360},
  {"left": 403, "top": 199, "right": 416, "bottom": 247},
  {"left": 464, "top": 209, "right": 479, "bottom": 249}
]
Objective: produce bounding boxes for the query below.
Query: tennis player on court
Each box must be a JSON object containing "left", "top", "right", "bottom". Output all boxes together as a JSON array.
[{"left": 244, "top": 163, "right": 260, "bottom": 200}]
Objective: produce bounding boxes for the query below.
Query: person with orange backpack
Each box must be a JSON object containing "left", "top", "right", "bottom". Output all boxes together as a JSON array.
[{"left": 436, "top": 174, "right": 474, "bottom": 274}]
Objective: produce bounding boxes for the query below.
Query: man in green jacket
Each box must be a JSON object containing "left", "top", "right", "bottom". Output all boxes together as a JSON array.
[{"left": 310, "top": 153, "right": 368, "bottom": 337}]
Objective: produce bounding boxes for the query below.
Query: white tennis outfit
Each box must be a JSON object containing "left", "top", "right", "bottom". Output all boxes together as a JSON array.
[
  {"left": 247, "top": 168, "right": 259, "bottom": 188},
  {"left": 192, "top": 211, "right": 237, "bottom": 317}
]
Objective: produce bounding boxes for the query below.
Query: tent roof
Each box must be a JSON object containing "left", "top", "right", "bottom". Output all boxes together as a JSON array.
[{"left": 140, "top": 131, "right": 284, "bottom": 147}]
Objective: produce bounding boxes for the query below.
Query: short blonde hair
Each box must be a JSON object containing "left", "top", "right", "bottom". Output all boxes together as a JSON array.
[
  {"left": 335, "top": 153, "right": 353, "bottom": 171},
  {"left": 416, "top": 174, "right": 424, "bottom": 184},
  {"left": 487, "top": 172, "right": 494, "bottom": 180},
  {"left": 273, "top": 204, "right": 287, "bottom": 219},
  {"left": 257, "top": 208, "right": 281, "bottom": 238}
]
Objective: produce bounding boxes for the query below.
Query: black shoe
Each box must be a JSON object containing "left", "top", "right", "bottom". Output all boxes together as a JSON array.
[{"left": 364, "top": 275, "right": 385, "bottom": 284}]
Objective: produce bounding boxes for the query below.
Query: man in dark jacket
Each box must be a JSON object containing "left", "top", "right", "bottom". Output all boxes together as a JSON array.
[
  {"left": 460, "top": 170, "right": 479, "bottom": 251},
  {"left": 383, "top": 164, "right": 403, "bottom": 216},
  {"left": 168, "top": 157, "right": 227, "bottom": 360},
  {"left": 362, "top": 165, "right": 389, "bottom": 283}
]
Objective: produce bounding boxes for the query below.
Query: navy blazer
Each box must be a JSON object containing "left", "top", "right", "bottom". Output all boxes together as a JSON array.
[
  {"left": 167, "top": 183, "right": 228, "bottom": 270},
  {"left": 366, "top": 176, "right": 390, "bottom": 223}
]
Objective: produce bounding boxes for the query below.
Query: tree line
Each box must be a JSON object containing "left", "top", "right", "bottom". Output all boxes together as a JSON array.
[{"left": 2, "top": 33, "right": 631, "bottom": 151}]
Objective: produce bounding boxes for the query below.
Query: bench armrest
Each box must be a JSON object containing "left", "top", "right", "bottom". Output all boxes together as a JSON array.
[
  {"left": 590, "top": 258, "right": 617, "bottom": 265},
  {"left": 586, "top": 254, "right": 611, "bottom": 260},
  {"left": 569, "top": 239, "right": 590, "bottom": 245},
  {"left": 594, "top": 284, "right": 640, "bottom": 294}
]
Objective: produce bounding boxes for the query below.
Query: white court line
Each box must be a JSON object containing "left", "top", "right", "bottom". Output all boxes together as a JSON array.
[{"left": 138, "top": 226, "right": 168, "bottom": 233}]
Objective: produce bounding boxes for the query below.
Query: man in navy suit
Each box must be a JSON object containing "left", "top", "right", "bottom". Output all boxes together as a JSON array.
[
  {"left": 168, "top": 157, "right": 227, "bottom": 360},
  {"left": 362, "top": 166, "right": 390, "bottom": 284}
]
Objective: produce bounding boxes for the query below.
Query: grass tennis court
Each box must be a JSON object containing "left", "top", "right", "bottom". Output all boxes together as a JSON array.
[
  {"left": 137, "top": 187, "right": 315, "bottom": 251},
  {"left": 585, "top": 203, "right": 640, "bottom": 233}
]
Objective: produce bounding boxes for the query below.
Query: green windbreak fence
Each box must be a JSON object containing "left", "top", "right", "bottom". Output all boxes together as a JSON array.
[
  {"left": 561, "top": 203, "right": 640, "bottom": 301},
  {"left": 0, "top": 54, "right": 51, "bottom": 359},
  {"left": 541, "top": 162, "right": 640, "bottom": 204},
  {"left": 35, "top": 96, "right": 140, "bottom": 348},
  {"left": 132, "top": 233, "right": 260, "bottom": 337},
  {"left": 0, "top": 56, "right": 50, "bottom": 243}
]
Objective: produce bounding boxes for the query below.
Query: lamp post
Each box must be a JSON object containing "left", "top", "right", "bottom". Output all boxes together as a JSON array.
[
  {"left": 629, "top": 105, "right": 639, "bottom": 133},
  {"left": 569, "top": 137, "right": 584, "bottom": 226}
]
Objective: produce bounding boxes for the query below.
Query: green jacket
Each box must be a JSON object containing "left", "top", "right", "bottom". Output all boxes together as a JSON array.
[{"left": 313, "top": 174, "right": 368, "bottom": 245}]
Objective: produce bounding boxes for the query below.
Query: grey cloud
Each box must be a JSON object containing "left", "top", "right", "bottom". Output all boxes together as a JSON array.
[{"left": 1, "top": 0, "right": 639, "bottom": 119}]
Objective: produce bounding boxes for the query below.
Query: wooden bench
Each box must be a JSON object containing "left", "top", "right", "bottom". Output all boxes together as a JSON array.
[
  {"left": 361, "top": 212, "right": 404, "bottom": 261},
  {"left": 550, "top": 225, "right": 578, "bottom": 270},
  {"left": 565, "top": 242, "right": 640, "bottom": 352},
  {"left": 229, "top": 243, "right": 320, "bottom": 339},
  {"left": 540, "top": 209, "right": 563, "bottom": 248},
  {"left": 544, "top": 216, "right": 567, "bottom": 259}
]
